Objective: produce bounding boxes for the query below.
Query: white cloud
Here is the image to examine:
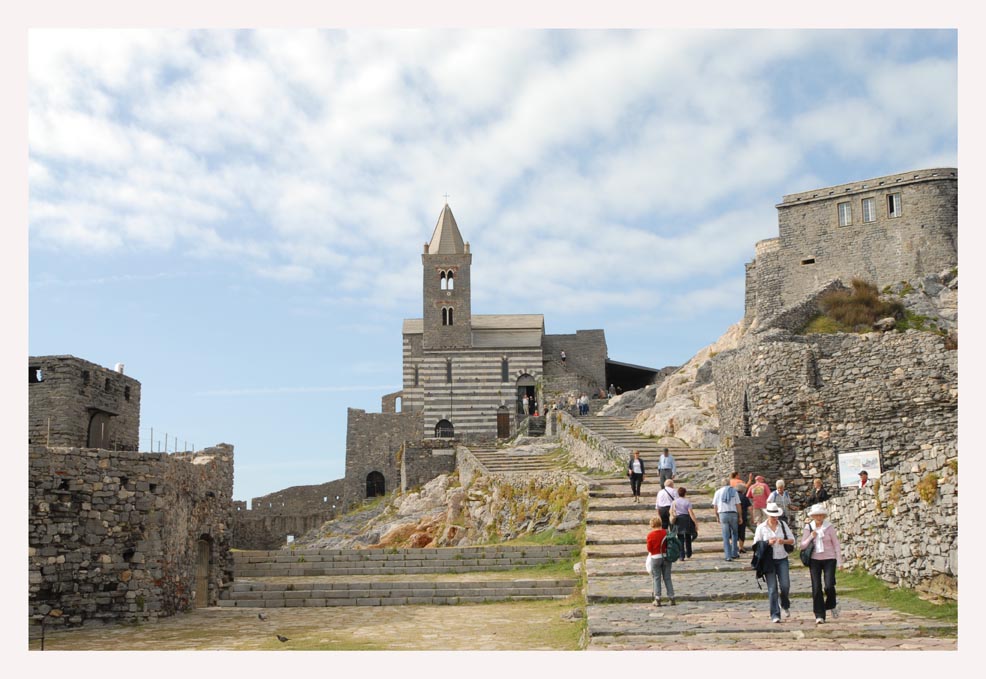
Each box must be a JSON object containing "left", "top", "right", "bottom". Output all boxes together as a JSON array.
[{"left": 28, "top": 29, "right": 956, "bottom": 320}]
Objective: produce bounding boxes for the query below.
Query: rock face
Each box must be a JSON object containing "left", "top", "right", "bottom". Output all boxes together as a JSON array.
[
  {"left": 885, "top": 267, "right": 959, "bottom": 333},
  {"left": 297, "top": 443, "right": 587, "bottom": 550},
  {"left": 599, "top": 321, "right": 746, "bottom": 449}
]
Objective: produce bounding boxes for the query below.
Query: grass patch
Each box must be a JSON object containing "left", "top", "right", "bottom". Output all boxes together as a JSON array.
[
  {"left": 802, "top": 315, "right": 851, "bottom": 334},
  {"left": 837, "top": 569, "right": 957, "bottom": 622},
  {"left": 501, "top": 526, "right": 584, "bottom": 549}
]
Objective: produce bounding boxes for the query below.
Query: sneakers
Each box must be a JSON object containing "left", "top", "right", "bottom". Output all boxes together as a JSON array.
[
  {"left": 832, "top": 605, "right": 840, "bottom": 619},
  {"left": 670, "top": 598, "right": 677, "bottom": 606},
  {"left": 816, "top": 618, "right": 824, "bottom": 624},
  {"left": 653, "top": 597, "right": 662, "bottom": 607},
  {"left": 772, "top": 617, "right": 781, "bottom": 623},
  {"left": 783, "top": 608, "right": 790, "bottom": 618}
]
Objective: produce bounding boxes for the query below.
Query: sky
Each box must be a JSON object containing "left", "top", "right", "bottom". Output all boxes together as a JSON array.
[{"left": 26, "top": 29, "right": 958, "bottom": 503}]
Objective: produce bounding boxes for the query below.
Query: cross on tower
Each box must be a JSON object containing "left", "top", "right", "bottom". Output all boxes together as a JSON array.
[{"left": 443, "top": 193, "right": 450, "bottom": 204}]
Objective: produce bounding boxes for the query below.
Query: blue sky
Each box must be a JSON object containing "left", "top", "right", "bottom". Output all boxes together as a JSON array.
[{"left": 27, "top": 29, "right": 957, "bottom": 502}]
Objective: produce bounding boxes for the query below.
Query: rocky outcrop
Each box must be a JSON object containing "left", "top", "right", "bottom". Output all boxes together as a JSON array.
[{"left": 297, "top": 442, "right": 587, "bottom": 550}]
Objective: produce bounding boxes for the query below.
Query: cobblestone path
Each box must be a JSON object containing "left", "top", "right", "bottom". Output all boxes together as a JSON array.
[{"left": 579, "top": 416, "right": 957, "bottom": 651}]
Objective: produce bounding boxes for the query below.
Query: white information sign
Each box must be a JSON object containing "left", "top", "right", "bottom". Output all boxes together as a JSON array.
[{"left": 837, "top": 450, "right": 882, "bottom": 487}]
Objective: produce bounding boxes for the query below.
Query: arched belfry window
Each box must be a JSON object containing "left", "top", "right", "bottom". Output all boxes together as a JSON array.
[
  {"left": 435, "top": 419, "right": 454, "bottom": 438},
  {"left": 447, "top": 307, "right": 454, "bottom": 325},
  {"left": 442, "top": 308, "right": 449, "bottom": 325},
  {"left": 440, "top": 271, "right": 447, "bottom": 290},
  {"left": 447, "top": 271, "right": 454, "bottom": 290}
]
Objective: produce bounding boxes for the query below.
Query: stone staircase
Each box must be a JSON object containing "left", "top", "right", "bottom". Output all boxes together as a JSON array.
[
  {"left": 222, "top": 545, "right": 578, "bottom": 609},
  {"left": 468, "top": 443, "right": 558, "bottom": 473},
  {"left": 576, "top": 415, "right": 957, "bottom": 650}
]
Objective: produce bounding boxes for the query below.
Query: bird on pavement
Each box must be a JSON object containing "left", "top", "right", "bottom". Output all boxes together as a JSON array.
[
  {"left": 276, "top": 634, "right": 289, "bottom": 643},
  {"left": 258, "top": 612, "right": 268, "bottom": 622}
]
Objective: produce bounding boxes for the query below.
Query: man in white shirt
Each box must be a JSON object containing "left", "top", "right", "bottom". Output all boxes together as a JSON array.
[
  {"left": 713, "top": 478, "right": 743, "bottom": 561},
  {"left": 655, "top": 479, "right": 678, "bottom": 528}
]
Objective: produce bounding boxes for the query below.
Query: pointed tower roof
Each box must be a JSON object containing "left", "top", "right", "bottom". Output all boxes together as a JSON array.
[{"left": 427, "top": 204, "right": 466, "bottom": 255}]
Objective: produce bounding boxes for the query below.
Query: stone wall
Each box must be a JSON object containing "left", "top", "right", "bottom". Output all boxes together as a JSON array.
[
  {"left": 712, "top": 329, "right": 956, "bottom": 506},
  {"left": 826, "top": 449, "right": 957, "bottom": 598},
  {"left": 746, "top": 169, "right": 957, "bottom": 325},
  {"left": 401, "top": 439, "right": 457, "bottom": 492},
  {"left": 29, "top": 355, "right": 141, "bottom": 451},
  {"left": 548, "top": 410, "right": 625, "bottom": 473},
  {"left": 230, "top": 478, "right": 346, "bottom": 550},
  {"left": 543, "top": 330, "right": 608, "bottom": 396},
  {"left": 29, "top": 443, "right": 234, "bottom": 629},
  {"left": 344, "top": 408, "right": 419, "bottom": 510}
]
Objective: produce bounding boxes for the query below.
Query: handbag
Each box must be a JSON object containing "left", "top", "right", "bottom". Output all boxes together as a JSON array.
[
  {"left": 800, "top": 534, "right": 815, "bottom": 567},
  {"left": 781, "top": 521, "right": 794, "bottom": 554}
]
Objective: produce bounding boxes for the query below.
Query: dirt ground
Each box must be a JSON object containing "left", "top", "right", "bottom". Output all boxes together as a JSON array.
[{"left": 28, "top": 599, "right": 585, "bottom": 651}]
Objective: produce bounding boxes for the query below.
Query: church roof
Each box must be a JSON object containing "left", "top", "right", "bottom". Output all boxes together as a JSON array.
[
  {"left": 427, "top": 204, "right": 466, "bottom": 254},
  {"left": 402, "top": 314, "right": 544, "bottom": 335}
]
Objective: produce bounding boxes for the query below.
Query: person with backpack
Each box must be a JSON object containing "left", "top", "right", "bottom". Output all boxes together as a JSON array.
[
  {"left": 671, "top": 487, "right": 698, "bottom": 560},
  {"left": 800, "top": 504, "right": 843, "bottom": 624},
  {"left": 655, "top": 479, "right": 678, "bottom": 530},
  {"left": 645, "top": 515, "right": 676, "bottom": 607},
  {"left": 754, "top": 502, "right": 795, "bottom": 623}
]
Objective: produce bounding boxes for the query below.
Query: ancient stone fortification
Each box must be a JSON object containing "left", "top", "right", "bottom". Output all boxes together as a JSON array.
[
  {"left": 401, "top": 439, "right": 458, "bottom": 492},
  {"left": 344, "top": 407, "right": 420, "bottom": 508},
  {"left": 548, "top": 410, "right": 625, "bottom": 472},
  {"left": 745, "top": 168, "right": 957, "bottom": 327},
  {"left": 231, "top": 477, "right": 346, "bottom": 550},
  {"left": 29, "top": 355, "right": 141, "bottom": 451},
  {"left": 543, "top": 330, "right": 608, "bottom": 395},
  {"left": 29, "top": 443, "right": 234, "bottom": 629},
  {"left": 709, "top": 328, "right": 956, "bottom": 591}
]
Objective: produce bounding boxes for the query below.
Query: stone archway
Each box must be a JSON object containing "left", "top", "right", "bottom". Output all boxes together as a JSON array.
[
  {"left": 435, "top": 419, "right": 454, "bottom": 438},
  {"left": 516, "top": 374, "right": 537, "bottom": 415},
  {"left": 366, "top": 471, "right": 386, "bottom": 498}
]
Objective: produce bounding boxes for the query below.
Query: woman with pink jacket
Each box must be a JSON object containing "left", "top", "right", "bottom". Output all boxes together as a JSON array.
[{"left": 800, "top": 504, "right": 843, "bottom": 624}]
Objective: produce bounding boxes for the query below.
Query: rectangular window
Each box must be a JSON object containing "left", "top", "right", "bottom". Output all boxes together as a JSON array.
[
  {"left": 838, "top": 201, "right": 852, "bottom": 226},
  {"left": 888, "top": 193, "right": 902, "bottom": 218},
  {"left": 446, "top": 358, "right": 452, "bottom": 383},
  {"left": 862, "top": 197, "right": 876, "bottom": 223},
  {"left": 501, "top": 358, "right": 509, "bottom": 382}
]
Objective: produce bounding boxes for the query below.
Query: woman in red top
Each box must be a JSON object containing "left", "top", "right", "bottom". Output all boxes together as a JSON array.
[{"left": 646, "top": 516, "right": 676, "bottom": 606}]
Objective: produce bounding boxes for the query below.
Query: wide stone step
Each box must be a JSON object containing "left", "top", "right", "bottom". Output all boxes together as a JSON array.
[
  {"left": 586, "top": 568, "right": 812, "bottom": 603},
  {"left": 586, "top": 553, "right": 759, "bottom": 575}
]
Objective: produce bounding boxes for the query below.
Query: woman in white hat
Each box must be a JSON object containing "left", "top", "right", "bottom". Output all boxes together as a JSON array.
[
  {"left": 753, "top": 501, "right": 795, "bottom": 623},
  {"left": 800, "top": 504, "right": 843, "bottom": 624}
]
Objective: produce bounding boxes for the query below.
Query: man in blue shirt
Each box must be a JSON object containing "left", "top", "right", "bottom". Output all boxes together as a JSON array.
[{"left": 657, "top": 448, "right": 676, "bottom": 487}]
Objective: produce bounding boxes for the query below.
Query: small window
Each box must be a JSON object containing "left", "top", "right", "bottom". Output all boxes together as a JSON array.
[
  {"left": 801, "top": 258, "right": 816, "bottom": 265},
  {"left": 447, "top": 271, "right": 454, "bottom": 290},
  {"left": 440, "top": 271, "right": 447, "bottom": 290},
  {"left": 413, "top": 365, "right": 420, "bottom": 387},
  {"left": 29, "top": 366, "right": 43, "bottom": 383},
  {"left": 837, "top": 201, "right": 852, "bottom": 226},
  {"left": 888, "top": 193, "right": 902, "bottom": 218},
  {"left": 447, "top": 307, "right": 454, "bottom": 326},
  {"left": 442, "top": 308, "right": 449, "bottom": 326},
  {"left": 124, "top": 386, "right": 131, "bottom": 401},
  {"left": 82, "top": 370, "right": 90, "bottom": 385},
  {"left": 104, "top": 378, "right": 111, "bottom": 392},
  {"left": 862, "top": 197, "right": 876, "bottom": 223},
  {"left": 501, "top": 357, "right": 509, "bottom": 382},
  {"left": 446, "top": 358, "right": 452, "bottom": 383}
]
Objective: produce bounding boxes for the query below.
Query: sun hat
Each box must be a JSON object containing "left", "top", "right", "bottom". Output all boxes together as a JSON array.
[
  {"left": 807, "top": 504, "right": 828, "bottom": 517},
  {"left": 764, "top": 502, "right": 784, "bottom": 517}
]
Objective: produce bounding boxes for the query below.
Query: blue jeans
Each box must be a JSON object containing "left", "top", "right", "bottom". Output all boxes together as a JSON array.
[
  {"left": 766, "top": 557, "right": 791, "bottom": 619},
  {"left": 719, "top": 512, "right": 739, "bottom": 558},
  {"left": 651, "top": 557, "right": 674, "bottom": 599}
]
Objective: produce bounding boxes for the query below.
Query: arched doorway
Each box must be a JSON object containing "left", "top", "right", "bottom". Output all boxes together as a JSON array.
[
  {"left": 194, "top": 537, "right": 211, "bottom": 608},
  {"left": 435, "top": 419, "right": 454, "bottom": 438},
  {"left": 516, "top": 374, "right": 537, "bottom": 416},
  {"left": 87, "top": 411, "right": 111, "bottom": 449},
  {"left": 366, "top": 471, "right": 386, "bottom": 498},
  {"left": 497, "top": 405, "right": 510, "bottom": 438}
]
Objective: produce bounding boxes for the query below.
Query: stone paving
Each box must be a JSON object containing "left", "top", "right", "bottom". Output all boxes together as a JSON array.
[{"left": 579, "top": 415, "right": 957, "bottom": 651}]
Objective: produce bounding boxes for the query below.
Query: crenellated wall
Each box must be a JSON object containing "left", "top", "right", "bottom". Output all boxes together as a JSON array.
[{"left": 230, "top": 478, "right": 347, "bottom": 550}]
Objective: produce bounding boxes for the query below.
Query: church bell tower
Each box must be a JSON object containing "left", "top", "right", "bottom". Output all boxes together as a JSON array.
[{"left": 422, "top": 204, "right": 472, "bottom": 350}]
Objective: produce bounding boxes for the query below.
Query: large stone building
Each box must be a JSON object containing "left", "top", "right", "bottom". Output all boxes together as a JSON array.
[{"left": 744, "top": 168, "right": 957, "bottom": 327}]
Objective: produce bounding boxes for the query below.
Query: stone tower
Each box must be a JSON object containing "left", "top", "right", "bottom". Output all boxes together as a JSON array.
[{"left": 422, "top": 204, "right": 472, "bottom": 350}]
